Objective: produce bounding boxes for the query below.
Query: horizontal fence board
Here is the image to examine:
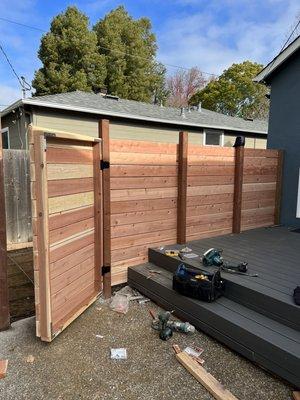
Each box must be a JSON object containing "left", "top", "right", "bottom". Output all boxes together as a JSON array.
[
  {"left": 244, "top": 148, "right": 279, "bottom": 158},
  {"left": 188, "top": 165, "right": 234, "bottom": 176},
  {"left": 51, "top": 256, "right": 94, "bottom": 295},
  {"left": 188, "top": 145, "right": 235, "bottom": 156},
  {"left": 50, "top": 243, "right": 94, "bottom": 279},
  {"left": 111, "top": 198, "right": 177, "bottom": 214},
  {"left": 242, "top": 199, "right": 275, "bottom": 210},
  {"left": 111, "top": 187, "right": 177, "bottom": 201},
  {"left": 111, "top": 208, "right": 177, "bottom": 226},
  {"left": 111, "top": 218, "right": 177, "bottom": 238},
  {"left": 111, "top": 165, "right": 178, "bottom": 177},
  {"left": 187, "top": 193, "right": 233, "bottom": 206},
  {"left": 111, "top": 176, "right": 177, "bottom": 189},
  {"left": 48, "top": 192, "right": 94, "bottom": 214},
  {"left": 111, "top": 229, "right": 177, "bottom": 250},
  {"left": 186, "top": 218, "right": 232, "bottom": 235},
  {"left": 52, "top": 283, "right": 96, "bottom": 328},
  {"left": 188, "top": 156, "right": 235, "bottom": 166},
  {"left": 244, "top": 157, "right": 278, "bottom": 168},
  {"left": 47, "top": 164, "right": 93, "bottom": 180},
  {"left": 111, "top": 152, "right": 177, "bottom": 165},
  {"left": 50, "top": 232, "right": 94, "bottom": 264},
  {"left": 242, "top": 183, "right": 276, "bottom": 193},
  {"left": 49, "top": 217, "right": 95, "bottom": 245},
  {"left": 187, "top": 184, "right": 234, "bottom": 196},
  {"left": 187, "top": 212, "right": 233, "bottom": 227},
  {"left": 188, "top": 175, "right": 234, "bottom": 186},
  {"left": 187, "top": 203, "right": 233, "bottom": 217},
  {"left": 243, "top": 175, "right": 277, "bottom": 184},
  {"left": 49, "top": 206, "right": 94, "bottom": 231},
  {"left": 46, "top": 147, "right": 93, "bottom": 164},
  {"left": 187, "top": 228, "right": 232, "bottom": 242},
  {"left": 110, "top": 139, "right": 178, "bottom": 154},
  {"left": 47, "top": 178, "right": 94, "bottom": 198}
]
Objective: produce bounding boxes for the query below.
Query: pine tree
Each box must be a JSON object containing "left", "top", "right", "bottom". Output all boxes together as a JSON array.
[
  {"left": 94, "top": 6, "right": 166, "bottom": 103},
  {"left": 32, "top": 6, "right": 106, "bottom": 96}
]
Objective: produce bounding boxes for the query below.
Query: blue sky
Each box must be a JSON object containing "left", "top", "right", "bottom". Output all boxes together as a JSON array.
[{"left": 0, "top": 0, "right": 299, "bottom": 108}]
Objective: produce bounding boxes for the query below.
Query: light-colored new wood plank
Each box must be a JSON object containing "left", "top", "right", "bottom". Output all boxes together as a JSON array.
[
  {"left": 188, "top": 165, "right": 235, "bottom": 176},
  {"left": 188, "top": 175, "right": 234, "bottom": 186},
  {"left": 242, "top": 182, "right": 276, "bottom": 193},
  {"left": 187, "top": 193, "right": 233, "bottom": 207},
  {"left": 187, "top": 203, "right": 233, "bottom": 218},
  {"left": 244, "top": 148, "right": 278, "bottom": 158},
  {"left": 31, "top": 125, "right": 101, "bottom": 143},
  {"left": 47, "top": 164, "right": 93, "bottom": 180},
  {"left": 48, "top": 192, "right": 94, "bottom": 214},
  {"left": 175, "top": 351, "right": 239, "bottom": 400},
  {"left": 0, "top": 360, "right": 8, "bottom": 379}
]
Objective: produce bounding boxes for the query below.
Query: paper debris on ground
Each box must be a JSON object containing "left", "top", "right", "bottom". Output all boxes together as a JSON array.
[
  {"left": 180, "top": 247, "right": 193, "bottom": 253},
  {"left": 110, "top": 348, "right": 127, "bottom": 360},
  {"left": 184, "top": 346, "right": 205, "bottom": 364},
  {"left": 95, "top": 334, "right": 104, "bottom": 339},
  {"left": 0, "top": 360, "right": 8, "bottom": 379},
  {"left": 26, "top": 355, "right": 35, "bottom": 364}
]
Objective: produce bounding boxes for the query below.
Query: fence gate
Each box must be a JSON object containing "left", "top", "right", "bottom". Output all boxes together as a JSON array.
[{"left": 30, "top": 126, "right": 103, "bottom": 342}]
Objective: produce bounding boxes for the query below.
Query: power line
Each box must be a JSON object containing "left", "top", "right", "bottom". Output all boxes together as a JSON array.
[
  {"left": 0, "top": 44, "right": 23, "bottom": 86},
  {"left": 0, "top": 16, "right": 218, "bottom": 77},
  {"left": 280, "top": 18, "right": 300, "bottom": 52}
]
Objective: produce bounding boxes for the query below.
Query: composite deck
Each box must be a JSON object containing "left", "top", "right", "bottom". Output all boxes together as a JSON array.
[{"left": 128, "top": 227, "right": 300, "bottom": 387}]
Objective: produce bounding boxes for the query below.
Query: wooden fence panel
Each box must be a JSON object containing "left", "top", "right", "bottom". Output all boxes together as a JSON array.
[
  {"left": 3, "top": 150, "right": 32, "bottom": 244},
  {"left": 241, "top": 149, "right": 280, "bottom": 231},
  {"left": 110, "top": 138, "right": 178, "bottom": 285},
  {"left": 186, "top": 145, "right": 235, "bottom": 242},
  {"left": 30, "top": 127, "right": 102, "bottom": 342}
]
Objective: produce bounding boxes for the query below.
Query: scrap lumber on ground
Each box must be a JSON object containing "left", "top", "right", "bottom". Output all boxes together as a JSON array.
[
  {"left": 293, "top": 392, "right": 300, "bottom": 400},
  {"left": 0, "top": 360, "right": 8, "bottom": 379},
  {"left": 173, "top": 345, "right": 238, "bottom": 400}
]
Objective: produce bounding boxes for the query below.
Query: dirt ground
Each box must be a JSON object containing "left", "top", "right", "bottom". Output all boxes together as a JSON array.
[{"left": 0, "top": 293, "right": 293, "bottom": 400}]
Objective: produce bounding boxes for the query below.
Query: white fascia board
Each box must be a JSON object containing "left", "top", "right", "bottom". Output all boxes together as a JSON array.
[
  {"left": 254, "top": 36, "right": 300, "bottom": 83},
  {"left": 22, "top": 99, "right": 268, "bottom": 135}
]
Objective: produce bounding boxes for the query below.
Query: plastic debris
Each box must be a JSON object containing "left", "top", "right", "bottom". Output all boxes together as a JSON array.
[
  {"left": 138, "top": 299, "right": 150, "bottom": 305},
  {"left": 95, "top": 334, "right": 104, "bottom": 339},
  {"left": 110, "top": 293, "right": 129, "bottom": 314},
  {"left": 110, "top": 348, "right": 127, "bottom": 360},
  {"left": 180, "top": 247, "right": 193, "bottom": 253}
]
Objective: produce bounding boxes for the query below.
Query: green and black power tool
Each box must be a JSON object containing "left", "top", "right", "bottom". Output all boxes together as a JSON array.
[{"left": 202, "top": 248, "right": 257, "bottom": 276}]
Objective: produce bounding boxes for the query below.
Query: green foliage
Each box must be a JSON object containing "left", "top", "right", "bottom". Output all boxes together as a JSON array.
[
  {"left": 32, "top": 6, "right": 106, "bottom": 96},
  {"left": 94, "top": 6, "right": 166, "bottom": 103},
  {"left": 190, "top": 61, "right": 269, "bottom": 120}
]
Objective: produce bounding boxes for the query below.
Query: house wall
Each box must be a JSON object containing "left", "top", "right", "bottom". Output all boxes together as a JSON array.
[
  {"left": 2, "top": 106, "right": 267, "bottom": 148},
  {"left": 1, "top": 109, "right": 28, "bottom": 149},
  {"left": 267, "top": 51, "right": 300, "bottom": 227}
]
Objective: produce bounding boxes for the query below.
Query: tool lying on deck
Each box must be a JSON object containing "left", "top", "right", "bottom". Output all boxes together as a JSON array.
[
  {"left": 173, "top": 264, "right": 224, "bottom": 302},
  {"left": 150, "top": 309, "right": 195, "bottom": 341},
  {"left": 202, "top": 248, "right": 258, "bottom": 277}
]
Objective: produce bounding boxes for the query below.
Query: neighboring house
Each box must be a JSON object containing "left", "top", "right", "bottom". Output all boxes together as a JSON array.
[
  {"left": 1, "top": 90, "right": 267, "bottom": 150},
  {"left": 254, "top": 35, "right": 300, "bottom": 228}
]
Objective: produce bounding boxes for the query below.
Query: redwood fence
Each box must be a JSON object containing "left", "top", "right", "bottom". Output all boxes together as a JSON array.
[{"left": 0, "top": 122, "right": 283, "bottom": 333}]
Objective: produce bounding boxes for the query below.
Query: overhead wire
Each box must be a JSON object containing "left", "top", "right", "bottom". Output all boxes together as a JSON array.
[{"left": 0, "top": 16, "right": 218, "bottom": 77}]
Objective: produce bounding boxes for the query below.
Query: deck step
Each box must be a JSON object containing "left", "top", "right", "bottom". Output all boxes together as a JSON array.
[
  {"left": 128, "top": 263, "right": 300, "bottom": 387},
  {"left": 148, "top": 247, "right": 300, "bottom": 331}
]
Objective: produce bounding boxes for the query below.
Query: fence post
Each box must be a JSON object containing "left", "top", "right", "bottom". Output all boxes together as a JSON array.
[
  {"left": 99, "top": 119, "right": 112, "bottom": 298},
  {"left": 232, "top": 136, "right": 245, "bottom": 234},
  {"left": 177, "top": 131, "right": 188, "bottom": 244},
  {"left": 274, "top": 150, "right": 284, "bottom": 225},
  {"left": 0, "top": 127, "right": 10, "bottom": 331}
]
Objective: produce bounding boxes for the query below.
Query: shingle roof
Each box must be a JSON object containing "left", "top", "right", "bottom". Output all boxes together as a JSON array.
[{"left": 4, "top": 90, "right": 268, "bottom": 134}]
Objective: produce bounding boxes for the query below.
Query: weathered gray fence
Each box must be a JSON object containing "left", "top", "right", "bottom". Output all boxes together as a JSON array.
[{"left": 3, "top": 150, "right": 32, "bottom": 243}]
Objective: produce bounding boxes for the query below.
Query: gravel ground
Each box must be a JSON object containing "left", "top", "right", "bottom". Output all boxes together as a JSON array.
[{"left": 0, "top": 294, "right": 293, "bottom": 400}]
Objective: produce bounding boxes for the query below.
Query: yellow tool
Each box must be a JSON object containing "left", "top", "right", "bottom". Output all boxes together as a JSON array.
[{"left": 165, "top": 250, "right": 180, "bottom": 257}]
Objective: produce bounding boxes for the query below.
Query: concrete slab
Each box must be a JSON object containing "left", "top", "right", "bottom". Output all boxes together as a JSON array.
[{"left": 0, "top": 298, "right": 292, "bottom": 400}]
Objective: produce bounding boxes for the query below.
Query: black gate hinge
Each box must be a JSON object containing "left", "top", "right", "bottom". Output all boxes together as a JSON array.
[
  {"left": 102, "top": 265, "right": 111, "bottom": 275},
  {"left": 100, "top": 160, "right": 110, "bottom": 170}
]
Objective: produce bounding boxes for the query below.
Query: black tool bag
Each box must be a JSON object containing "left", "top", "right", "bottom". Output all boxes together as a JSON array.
[{"left": 172, "top": 264, "right": 224, "bottom": 302}]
